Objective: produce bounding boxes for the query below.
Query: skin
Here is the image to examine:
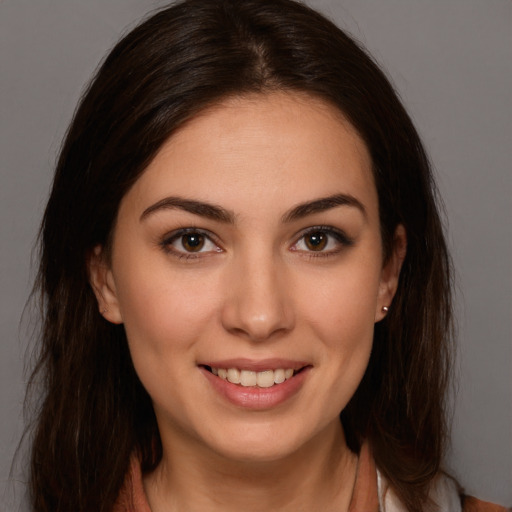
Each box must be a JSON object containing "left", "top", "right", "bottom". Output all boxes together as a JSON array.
[{"left": 90, "top": 92, "right": 406, "bottom": 511}]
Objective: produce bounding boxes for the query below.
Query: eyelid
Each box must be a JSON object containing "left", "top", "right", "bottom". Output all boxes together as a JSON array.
[
  {"left": 160, "top": 227, "right": 223, "bottom": 258},
  {"left": 290, "top": 225, "right": 354, "bottom": 254},
  {"left": 159, "top": 225, "right": 353, "bottom": 259}
]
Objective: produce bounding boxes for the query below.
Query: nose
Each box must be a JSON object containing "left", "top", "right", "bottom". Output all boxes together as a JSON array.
[{"left": 221, "top": 251, "right": 295, "bottom": 342}]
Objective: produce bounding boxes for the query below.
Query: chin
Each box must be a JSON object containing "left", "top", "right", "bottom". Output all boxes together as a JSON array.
[
  {"left": 212, "top": 439, "right": 303, "bottom": 464},
  {"left": 198, "top": 419, "right": 328, "bottom": 465}
]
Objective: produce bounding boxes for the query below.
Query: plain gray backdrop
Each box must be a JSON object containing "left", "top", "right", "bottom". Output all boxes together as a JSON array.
[{"left": 1, "top": 1, "right": 511, "bottom": 510}]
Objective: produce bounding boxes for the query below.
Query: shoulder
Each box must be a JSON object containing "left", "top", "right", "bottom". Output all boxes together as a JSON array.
[
  {"left": 377, "top": 468, "right": 509, "bottom": 512},
  {"left": 113, "top": 453, "right": 152, "bottom": 512},
  {"left": 377, "top": 469, "right": 462, "bottom": 511},
  {"left": 461, "top": 495, "right": 511, "bottom": 512}
]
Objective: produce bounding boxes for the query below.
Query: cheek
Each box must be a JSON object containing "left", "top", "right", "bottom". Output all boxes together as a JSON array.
[
  {"left": 113, "top": 259, "right": 223, "bottom": 359},
  {"left": 113, "top": 263, "right": 226, "bottom": 417},
  {"left": 293, "top": 257, "right": 381, "bottom": 397},
  {"left": 297, "top": 259, "right": 381, "bottom": 339}
]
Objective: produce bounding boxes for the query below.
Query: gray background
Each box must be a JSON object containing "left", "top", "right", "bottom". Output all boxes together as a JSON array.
[{"left": 1, "top": 0, "right": 510, "bottom": 509}]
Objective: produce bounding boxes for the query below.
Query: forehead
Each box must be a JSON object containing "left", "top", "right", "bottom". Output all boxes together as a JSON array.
[{"left": 120, "top": 92, "right": 377, "bottom": 222}]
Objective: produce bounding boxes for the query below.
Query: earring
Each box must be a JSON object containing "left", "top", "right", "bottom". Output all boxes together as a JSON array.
[
  {"left": 101, "top": 307, "right": 108, "bottom": 315},
  {"left": 382, "top": 306, "right": 389, "bottom": 313}
]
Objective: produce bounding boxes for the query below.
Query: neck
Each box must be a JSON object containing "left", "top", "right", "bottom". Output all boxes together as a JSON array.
[{"left": 144, "top": 420, "right": 358, "bottom": 512}]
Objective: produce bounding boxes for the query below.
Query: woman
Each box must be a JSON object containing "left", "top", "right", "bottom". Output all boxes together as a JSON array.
[{"left": 26, "top": 0, "right": 508, "bottom": 510}]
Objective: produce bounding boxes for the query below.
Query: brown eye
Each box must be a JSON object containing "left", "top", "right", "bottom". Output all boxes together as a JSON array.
[
  {"left": 181, "top": 233, "right": 205, "bottom": 252},
  {"left": 163, "top": 229, "right": 221, "bottom": 258},
  {"left": 305, "top": 232, "right": 327, "bottom": 251},
  {"left": 291, "top": 226, "right": 353, "bottom": 256}
]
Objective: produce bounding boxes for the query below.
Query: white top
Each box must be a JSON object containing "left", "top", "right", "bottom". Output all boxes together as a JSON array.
[{"left": 377, "top": 469, "right": 462, "bottom": 511}]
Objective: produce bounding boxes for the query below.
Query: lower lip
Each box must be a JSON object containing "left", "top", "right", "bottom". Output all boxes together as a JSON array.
[{"left": 200, "top": 367, "right": 310, "bottom": 410}]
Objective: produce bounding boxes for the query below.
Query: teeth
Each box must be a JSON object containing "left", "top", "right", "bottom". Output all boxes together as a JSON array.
[
  {"left": 211, "top": 367, "right": 298, "bottom": 388},
  {"left": 240, "top": 370, "right": 257, "bottom": 387},
  {"left": 256, "top": 370, "right": 274, "bottom": 388},
  {"left": 227, "top": 368, "right": 240, "bottom": 384},
  {"left": 274, "top": 368, "right": 285, "bottom": 384}
]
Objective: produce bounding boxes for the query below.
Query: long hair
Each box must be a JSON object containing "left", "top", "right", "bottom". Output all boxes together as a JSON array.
[{"left": 27, "top": 1, "right": 453, "bottom": 510}]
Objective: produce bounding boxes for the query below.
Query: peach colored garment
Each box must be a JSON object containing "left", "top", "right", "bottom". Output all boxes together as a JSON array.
[
  {"left": 113, "top": 443, "right": 508, "bottom": 511},
  {"left": 113, "top": 454, "right": 151, "bottom": 512},
  {"left": 463, "top": 497, "right": 510, "bottom": 512}
]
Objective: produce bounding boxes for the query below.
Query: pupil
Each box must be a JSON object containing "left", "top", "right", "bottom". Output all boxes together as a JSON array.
[
  {"left": 182, "top": 233, "right": 204, "bottom": 252},
  {"left": 306, "top": 232, "right": 327, "bottom": 251}
]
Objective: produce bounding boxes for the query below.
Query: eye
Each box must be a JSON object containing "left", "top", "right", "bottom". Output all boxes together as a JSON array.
[
  {"left": 162, "top": 229, "right": 222, "bottom": 257},
  {"left": 291, "top": 227, "right": 353, "bottom": 255},
  {"left": 303, "top": 231, "right": 329, "bottom": 251},
  {"left": 179, "top": 232, "right": 207, "bottom": 252}
]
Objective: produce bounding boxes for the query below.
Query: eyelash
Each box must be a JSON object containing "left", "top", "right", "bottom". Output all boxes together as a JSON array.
[
  {"left": 291, "top": 225, "right": 354, "bottom": 258},
  {"left": 160, "top": 225, "right": 354, "bottom": 260},
  {"left": 160, "top": 228, "right": 222, "bottom": 260}
]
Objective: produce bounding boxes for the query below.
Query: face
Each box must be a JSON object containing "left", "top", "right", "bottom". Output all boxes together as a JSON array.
[{"left": 91, "top": 92, "right": 403, "bottom": 464}]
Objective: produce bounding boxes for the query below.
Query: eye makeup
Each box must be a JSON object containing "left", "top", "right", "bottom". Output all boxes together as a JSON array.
[
  {"left": 159, "top": 227, "right": 223, "bottom": 260},
  {"left": 158, "top": 223, "right": 355, "bottom": 262},
  {"left": 290, "top": 225, "right": 355, "bottom": 259}
]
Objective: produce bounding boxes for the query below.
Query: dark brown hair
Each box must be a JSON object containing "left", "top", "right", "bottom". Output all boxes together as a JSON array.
[{"left": 27, "top": 0, "right": 453, "bottom": 510}]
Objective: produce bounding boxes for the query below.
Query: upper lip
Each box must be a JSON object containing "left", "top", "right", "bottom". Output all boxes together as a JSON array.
[{"left": 200, "top": 358, "right": 310, "bottom": 372}]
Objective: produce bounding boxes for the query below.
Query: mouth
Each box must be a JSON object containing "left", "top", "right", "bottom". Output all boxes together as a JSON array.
[
  {"left": 202, "top": 365, "right": 308, "bottom": 388},
  {"left": 199, "top": 360, "right": 311, "bottom": 409}
]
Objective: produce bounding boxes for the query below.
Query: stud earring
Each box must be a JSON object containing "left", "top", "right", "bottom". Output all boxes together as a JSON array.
[
  {"left": 101, "top": 307, "right": 108, "bottom": 315},
  {"left": 382, "top": 306, "right": 389, "bottom": 313}
]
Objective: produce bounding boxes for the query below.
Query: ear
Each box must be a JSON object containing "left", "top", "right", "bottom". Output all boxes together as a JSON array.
[
  {"left": 375, "top": 224, "right": 407, "bottom": 322},
  {"left": 87, "top": 245, "right": 123, "bottom": 324}
]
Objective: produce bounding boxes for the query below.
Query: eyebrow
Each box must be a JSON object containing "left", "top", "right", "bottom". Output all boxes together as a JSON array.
[
  {"left": 140, "top": 197, "right": 235, "bottom": 223},
  {"left": 281, "top": 193, "right": 367, "bottom": 222},
  {"left": 140, "top": 193, "right": 366, "bottom": 223}
]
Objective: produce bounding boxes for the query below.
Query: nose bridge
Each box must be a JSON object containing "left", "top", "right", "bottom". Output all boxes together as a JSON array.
[{"left": 221, "top": 245, "right": 294, "bottom": 341}]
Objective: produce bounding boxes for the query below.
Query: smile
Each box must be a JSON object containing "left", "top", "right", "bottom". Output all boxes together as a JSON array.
[
  {"left": 208, "top": 367, "right": 296, "bottom": 388},
  {"left": 200, "top": 362, "right": 310, "bottom": 409}
]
